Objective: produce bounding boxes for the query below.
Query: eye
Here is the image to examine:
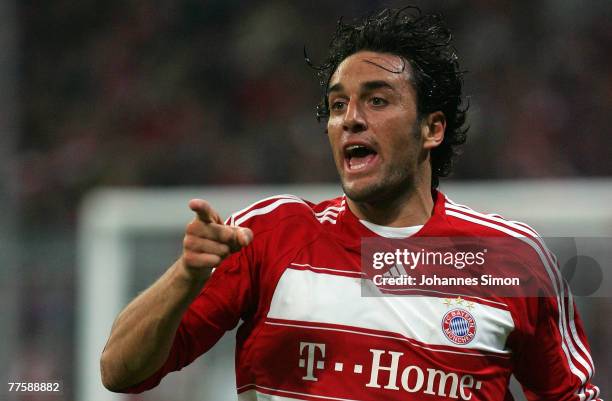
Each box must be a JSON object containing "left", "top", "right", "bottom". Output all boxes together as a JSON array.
[
  {"left": 330, "top": 100, "right": 347, "bottom": 111},
  {"left": 370, "top": 97, "right": 388, "bottom": 107}
]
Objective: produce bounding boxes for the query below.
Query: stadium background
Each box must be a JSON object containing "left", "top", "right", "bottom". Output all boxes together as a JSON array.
[{"left": 0, "top": 0, "right": 610, "bottom": 400}]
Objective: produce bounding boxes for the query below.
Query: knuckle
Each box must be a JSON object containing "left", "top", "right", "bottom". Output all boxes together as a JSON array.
[
  {"left": 185, "top": 220, "right": 198, "bottom": 234},
  {"left": 182, "top": 252, "right": 199, "bottom": 267},
  {"left": 183, "top": 235, "right": 196, "bottom": 250},
  {"left": 219, "top": 227, "right": 236, "bottom": 243},
  {"left": 202, "top": 254, "right": 222, "bottom": 267},
  {"left": 183, "top": 249, "right": 224, "bottom": 269}
]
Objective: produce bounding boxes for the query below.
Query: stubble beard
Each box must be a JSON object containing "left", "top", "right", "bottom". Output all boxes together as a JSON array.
[{"left": 341, "top": 165, "right": 416, "bottom": 205}]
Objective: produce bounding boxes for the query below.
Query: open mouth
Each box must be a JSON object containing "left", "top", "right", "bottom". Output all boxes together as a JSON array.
[{"left": 344, "top": 144, "right": 379, "bottom": 171}]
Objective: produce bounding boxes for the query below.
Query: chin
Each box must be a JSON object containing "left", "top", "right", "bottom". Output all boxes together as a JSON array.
[
  {"left": 342, "top": 180, "right": 391, "bottom": 203},
  {"left": 341, "top": 174, "right": 415, "bottom": 204}
]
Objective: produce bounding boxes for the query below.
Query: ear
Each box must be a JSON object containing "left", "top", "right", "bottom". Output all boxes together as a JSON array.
[{"left": 421, "top": 111, "right": 446, "bottom": 150}]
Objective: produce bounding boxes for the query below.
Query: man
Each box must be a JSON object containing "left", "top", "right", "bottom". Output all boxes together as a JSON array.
[{"left": 100, "top": 7, "right": 601, "bottom": 401}]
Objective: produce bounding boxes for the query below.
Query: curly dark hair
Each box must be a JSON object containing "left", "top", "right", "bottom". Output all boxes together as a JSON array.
[{"left": 307, "top": 6, "right": 468, "bottom": 188}]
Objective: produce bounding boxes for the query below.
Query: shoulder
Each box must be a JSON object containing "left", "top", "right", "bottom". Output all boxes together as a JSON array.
[
  {"left": 441, "top": 194, "right": 544, "bottom": 240},
  {"left": 440, "top": 194, "right": 558, "bottom": 272},
  {"left": 226, "top": 194, "right": 345, "bottom": 232}
]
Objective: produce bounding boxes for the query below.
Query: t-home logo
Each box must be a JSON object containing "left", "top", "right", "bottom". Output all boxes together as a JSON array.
[{"left": 299, "top": 342, "right": 483, "bottom": 400}]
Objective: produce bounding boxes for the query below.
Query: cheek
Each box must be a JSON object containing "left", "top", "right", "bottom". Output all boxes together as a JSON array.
[
  {"left": 326, "top": 120, "right": 342, "bottom": 147},
  {"left": 327, "top": 115, "right": 342, "bottom": 132},
  {"left": 378, "top": 121, "right": 420, "bottom": 163}
]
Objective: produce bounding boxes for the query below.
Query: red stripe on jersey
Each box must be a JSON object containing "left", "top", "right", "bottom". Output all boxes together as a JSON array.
[{"left": 265, "top": 317, "right": 511, "bottom": 359}]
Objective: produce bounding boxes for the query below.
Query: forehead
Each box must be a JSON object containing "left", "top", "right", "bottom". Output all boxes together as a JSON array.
[{"left": 329, "top": 51, "right": 413, "bottom": 89}]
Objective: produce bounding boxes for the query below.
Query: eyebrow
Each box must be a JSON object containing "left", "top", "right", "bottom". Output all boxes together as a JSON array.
[
  {"left": 327, "top": 80, "right": 395, "bottom": 95},
  {"left": 327, "top": 82, "right": 344, "bottom": 94},
  {"left": 362, "top": 80, "right": 394, "bottom": 92}
]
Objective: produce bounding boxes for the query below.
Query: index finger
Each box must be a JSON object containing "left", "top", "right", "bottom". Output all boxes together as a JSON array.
[{"left": 188, "top": 199, "right": 222, "bottom": 224}]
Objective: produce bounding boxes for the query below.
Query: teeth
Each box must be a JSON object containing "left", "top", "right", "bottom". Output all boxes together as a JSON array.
[
  {"left": 350, "top": 160, "right": 368, "bottom": 170},
  {"left": 345, "top": 145, "right": 369, "bottom": 157},
  {"left": 346, "top": 145, "right": 365, "bottom": 154}
]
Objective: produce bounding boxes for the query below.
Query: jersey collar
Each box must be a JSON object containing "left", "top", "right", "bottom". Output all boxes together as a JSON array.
[{"left": 334, "top": 190, "right": 450, "bottom": 250}]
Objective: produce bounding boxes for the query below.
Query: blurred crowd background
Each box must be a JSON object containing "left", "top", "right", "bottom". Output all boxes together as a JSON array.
[
  {"left": 1, "top": 0, "right": 611, "bottom": 400},
  {"left": 16, "top": 0, "right": 612, "bottom": 228}
]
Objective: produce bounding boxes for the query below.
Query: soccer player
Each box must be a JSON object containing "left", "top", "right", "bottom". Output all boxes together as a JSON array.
[{"left": 100, "top": 7, "right": 601, "bottom": 401}]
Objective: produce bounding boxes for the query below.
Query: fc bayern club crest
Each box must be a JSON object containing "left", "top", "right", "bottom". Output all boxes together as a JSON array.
[{"left": 442, "top": 309, "right": 476, "bottom": 345}]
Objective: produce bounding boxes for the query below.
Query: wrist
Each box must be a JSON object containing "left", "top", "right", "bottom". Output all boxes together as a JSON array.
[{"left": 173, "top": 258, "right": 211, "bottom": 290}]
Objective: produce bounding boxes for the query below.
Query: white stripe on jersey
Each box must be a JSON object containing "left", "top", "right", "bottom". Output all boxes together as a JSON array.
[
  {"left": 290, "top": 263, "right": 365, "bottom": 276},
  {"left": 315, "top": 210, "right": 339, "bottom": 218},
  {"left": 234, "top": 197, "right": 308, "bottom": 226},
  {"left": 267, "top": 268, "right": 514, "bottom": 356},
  {"left": 233, "top": 194, "right": 304, "bottom": 219},
  {"left": 314, "top": 205, "right": 345, "bottom": 224},
  {"left": 443, "top": 203, "right": 594, "bottom": 388},
  {"left": 230, "top": 194, "right": 305, "bottom": 226},
  {"left": 317, "top": 215, "right": 338, "bottom": 224},
  {"left": 229, "top": 194, "right": 345, "bottom": 226},
  {"left": 315, "top": 206, "right": 344, "bottom": 215}
]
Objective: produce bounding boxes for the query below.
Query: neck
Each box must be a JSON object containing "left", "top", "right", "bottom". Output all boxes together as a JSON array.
[{"left": 347, "top": 179, "right": 435, "bottom": 227}]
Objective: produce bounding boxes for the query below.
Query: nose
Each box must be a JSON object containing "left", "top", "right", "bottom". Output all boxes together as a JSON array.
[{"left": 342, "top": 99, "right": 367, "bottom": 134}]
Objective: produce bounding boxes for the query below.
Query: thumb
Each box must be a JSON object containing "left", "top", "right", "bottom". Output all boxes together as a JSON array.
[
  {"left": 228, "top": 227, "right": 254, "bottom": 252},
  {"left": 236, "top": 227, "right": 254, "bottom": 247}
]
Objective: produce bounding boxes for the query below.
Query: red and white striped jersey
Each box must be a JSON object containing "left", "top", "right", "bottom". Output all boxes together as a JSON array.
[{"left": 125, "top": 190, "right": 601, "bottom": 401}]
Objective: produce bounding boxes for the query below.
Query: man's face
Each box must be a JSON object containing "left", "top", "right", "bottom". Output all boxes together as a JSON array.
[{"left": 326, "top": 50, "right": 425, "bottom": 203}]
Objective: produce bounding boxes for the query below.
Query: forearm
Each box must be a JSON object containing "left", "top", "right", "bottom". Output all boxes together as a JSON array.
[
  {"left": 100, "top": 199, "right": 253, "bottom": 392},
  {"left": 100, "top": 259, "right": 209, "bottom": 391}
]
